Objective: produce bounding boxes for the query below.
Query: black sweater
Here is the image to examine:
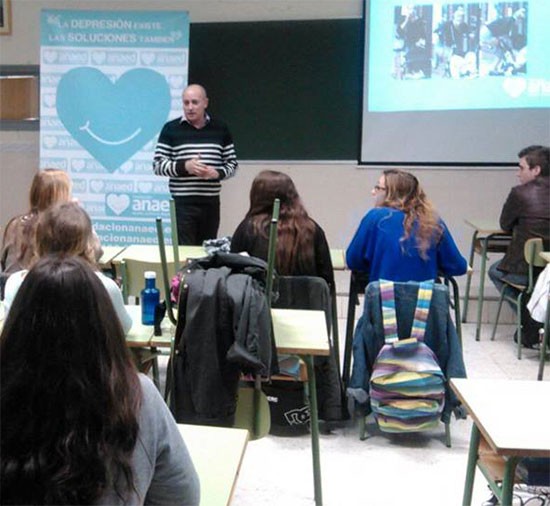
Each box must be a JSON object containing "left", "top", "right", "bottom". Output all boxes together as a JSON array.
[
  {"left": 153, "top": 116, "right": 238, "bottom": 199},
  {"left": 230, "top": 217, "right": 335, "bottom": 288}
]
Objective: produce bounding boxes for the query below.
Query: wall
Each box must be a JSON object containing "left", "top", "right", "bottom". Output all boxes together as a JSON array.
[
  {"left": 0, "top": 0, "right": 361, "bottom": 65},
  {"left": 0, "top": 0, "right": 514, "bottom": 281}
]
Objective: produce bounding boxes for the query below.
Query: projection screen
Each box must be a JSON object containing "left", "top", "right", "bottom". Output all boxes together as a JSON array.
[{"left": 360, "top": 0, "right": 550, "bottom": 165}]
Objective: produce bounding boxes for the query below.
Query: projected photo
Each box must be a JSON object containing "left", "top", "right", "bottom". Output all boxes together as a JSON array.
[
  {"left": 393, "top": 5, "right": 433, "bottom": 79},
  {"left": 478, "top": 3, "right": 527, "bottom": 77},
  {"left": 433, "top": 4, "right": 479, "bottom": 79},
  {"left": 393, "top": 2, "right": 528, "bottom": 80},
  {"left": 393, "top": 5, "right": 432, "bottom": 79}
]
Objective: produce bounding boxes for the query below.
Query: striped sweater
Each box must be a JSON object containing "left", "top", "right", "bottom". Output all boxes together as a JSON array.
[{"left": 153, "top": 116, "right": 238, "bottom": 199}]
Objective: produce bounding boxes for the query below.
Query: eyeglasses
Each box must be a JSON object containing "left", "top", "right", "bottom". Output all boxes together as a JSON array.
[{"left": 373, "top": 185, "right": 386, "bottom": 192}]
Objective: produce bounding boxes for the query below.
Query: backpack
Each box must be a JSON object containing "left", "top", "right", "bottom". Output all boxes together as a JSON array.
[
  {"left": 369, "top": 280, "right": 446, "bottom": 433},
  {"left": 262, "top": 380, "right": 310, "bottom": 437}
]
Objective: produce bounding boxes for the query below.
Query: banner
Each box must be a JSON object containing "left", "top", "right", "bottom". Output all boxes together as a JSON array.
[{"left": 40, "top": 10, "right": 189, "bottom": 245}]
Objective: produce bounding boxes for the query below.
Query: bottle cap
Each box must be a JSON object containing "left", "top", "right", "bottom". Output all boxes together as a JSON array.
[{"left": 144, "top": 271, "right": 156, "bottom": 279}]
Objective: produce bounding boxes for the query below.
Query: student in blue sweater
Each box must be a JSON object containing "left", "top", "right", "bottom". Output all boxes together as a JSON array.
[{"left": 346, "top": 169, "right": 467, "bottom": 282}]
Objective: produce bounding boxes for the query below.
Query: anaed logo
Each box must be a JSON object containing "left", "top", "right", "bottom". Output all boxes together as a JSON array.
[
  {"left": 502, "top": 77, "right": 527, "bottom": 99},
  {"left": 56, "top": 67, "right": 170, "bottom": 172},
  {"left": 106, "top": 193, "right": 130, "bottom": 216}
]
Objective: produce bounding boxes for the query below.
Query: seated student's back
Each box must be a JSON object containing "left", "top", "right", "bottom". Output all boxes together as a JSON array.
[
  {"left": 346, "top": 169, "right": 467, "bottom": 282},
  {"left": 0, "top": 256, "right": 200, "bottom": 505},
  {"left": 0, "top": 169, "right": 72, "bottom": 297},
  {"left": 2, "top": 201, "right": 131, "bottom": 333},
  {"left": 230, "top": 170, "right": 334, "bottom": 287},
  {"left": 231, "top": 170, "right": 344, "bottom": 425}
]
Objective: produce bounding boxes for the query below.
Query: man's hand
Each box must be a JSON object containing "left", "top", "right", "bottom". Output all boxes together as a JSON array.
[
  {"left": 185, "top": 157, "right": 219, "bottom": 179},
  {"left": 197, "top": 166, "right": 220, "bottom": 180}
]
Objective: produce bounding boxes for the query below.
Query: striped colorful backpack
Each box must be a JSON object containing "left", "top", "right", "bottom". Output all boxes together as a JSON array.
[{"left": 369, "top": 280, "right": 446, "bottom": 433}]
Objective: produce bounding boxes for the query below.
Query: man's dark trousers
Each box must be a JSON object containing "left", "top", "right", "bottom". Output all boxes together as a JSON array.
[{"left": 174, "top": 196, "right": 220, "bottom": 245}]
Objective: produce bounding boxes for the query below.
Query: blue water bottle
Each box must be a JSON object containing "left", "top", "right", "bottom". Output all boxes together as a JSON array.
[{"left": 141, "top": 271, "right": 160, "bottom": 325}]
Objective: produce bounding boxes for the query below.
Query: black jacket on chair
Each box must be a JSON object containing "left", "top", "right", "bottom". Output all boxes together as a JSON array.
[{"left": 170, "top": 253, "right": 276, "bottom": 426}]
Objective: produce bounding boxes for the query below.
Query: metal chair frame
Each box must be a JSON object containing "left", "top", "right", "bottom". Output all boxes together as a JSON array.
[{"left": 491, "top": 238, "right": 545, "bottom": 359}]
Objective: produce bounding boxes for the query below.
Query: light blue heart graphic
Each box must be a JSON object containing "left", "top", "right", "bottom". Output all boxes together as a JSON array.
[{"left": 56, "top": 67, "right": 170, "bottom": 172}]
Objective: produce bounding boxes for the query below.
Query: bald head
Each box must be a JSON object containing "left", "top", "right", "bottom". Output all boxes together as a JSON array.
[
  {"left": 182, "top": 84, "right": 209, "bottom": 129},
  {"left": 184, "top": 84, "right": 207, "bottom": 99}
]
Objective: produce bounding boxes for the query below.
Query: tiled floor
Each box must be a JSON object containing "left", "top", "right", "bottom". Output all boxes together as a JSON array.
[
  {"left": 228, "top": 319, "right": 548, "bottom": 506},
  {"left": 156, "top": 293, "right": 547, "bottom": 506}
]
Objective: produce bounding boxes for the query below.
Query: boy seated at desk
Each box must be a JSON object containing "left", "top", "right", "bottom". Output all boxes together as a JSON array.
[{"left": 488, "top": 145, "right": 550, "bottom": 347}]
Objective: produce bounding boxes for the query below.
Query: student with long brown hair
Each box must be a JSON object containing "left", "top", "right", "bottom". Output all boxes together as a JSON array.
[
  {"left": 231, "top": 171, "right": 343, "bottom": 427},
  {"left": 346, "top": 169, "right": 467, "bottom": 281},
  {"left": 230, "top": 170, "right": 334, "bottom": 287},
  {"left": 3, "top": 202, "right": 131, "bottom": 333},
  {"left": 0, "top": 255, "right": 200, "bottom": 505},
  {"left": 1, "top": 169, "right": 72, "bottom": 295}
]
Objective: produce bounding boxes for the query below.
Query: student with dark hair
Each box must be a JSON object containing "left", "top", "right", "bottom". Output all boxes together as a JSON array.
[
  {"left": 489, "top": 145, "right": 550, "bottom": 290},
  {"left": 0, "top": 255, "right": 200, "bottom": 505},
  {"left": 3, "top": 202, "right": 130, "bottom": 333},
  {"left": 346, "top": 169, "right": 467, "bottom": 282},
  {"left": 230, "top": 170, "right": 343, "bottom": 427},
  {"left": 488, "top": 145, "right": 550, "bottom": 346},
  {"left": 230, "top": 169, "right": 334, "bottom": 287}
]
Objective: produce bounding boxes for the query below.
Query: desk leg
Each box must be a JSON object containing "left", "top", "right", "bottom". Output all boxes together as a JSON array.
[
  {"left": 447, "top": 276, "right": 462, "bottom": 348},
  {"left": 330, "top": 286, "right": 341, "bottom": 380},
  {"left": 501, "top": 457, "right": 520, "bottom": 506},
  {"left": 538, "top": 306, "right": 549, "bottom": 381},
  {"left": 343, "top": 273, "right": 358, "bottom": 388},
  {"left": 462, "top": 231, "right": 478, "bottom": 324},
  {"left": 475, "top": 237, "right": 490, "bottom": 341},
  {"left": 151, "top": 347, "right": 160, "bottom": 390},
  {"left": 462, "top": 423, "right": 480, "bottom": 506},
  {"left": 304, "top": 355, "right": 323, "bottom": 506},
  {"left": 254, "top": 374, "right": 262, "bottom": 438}
]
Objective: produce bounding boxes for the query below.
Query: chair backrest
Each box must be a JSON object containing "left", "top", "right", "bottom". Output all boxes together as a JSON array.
[
  {"left": 273, "top": 274, "right": 344, "bottom": 423},
  {"left": 273, "top": 275, "right": 332, "bottom": 331},
  {"left": 169, "top": 199, "right": 180, "bottom": 266},
  {"left": 525, "top": 237, "right": 545, "bottom": 267},
  {"left": 525, "top": 238, "right": 545, "bottom": 291},
  {"left": 156, "top": 217, "right": 178, "bottom": 325},
  {"left": 120, "top": 258, "right": 176, "bottom": 304},
  {"left": 265, "top": 198, "right": 280, "bottom": 308}
]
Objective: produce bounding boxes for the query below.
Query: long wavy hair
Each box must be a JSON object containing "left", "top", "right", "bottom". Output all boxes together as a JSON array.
[
  {"left": 3, "top": 169, "right": 72, "bottom": 268},
  {"left": 33, "top": 201, "right": 97, "bottom": 265},
  {"left": 246, "top": 170, "right": 316, "bottom": 275},
  {"left": 0, "top": 256, "right": 141, "bottom": 505},
  {"left": 381, "top": 169, "right": 443, "bottom": 259}
]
